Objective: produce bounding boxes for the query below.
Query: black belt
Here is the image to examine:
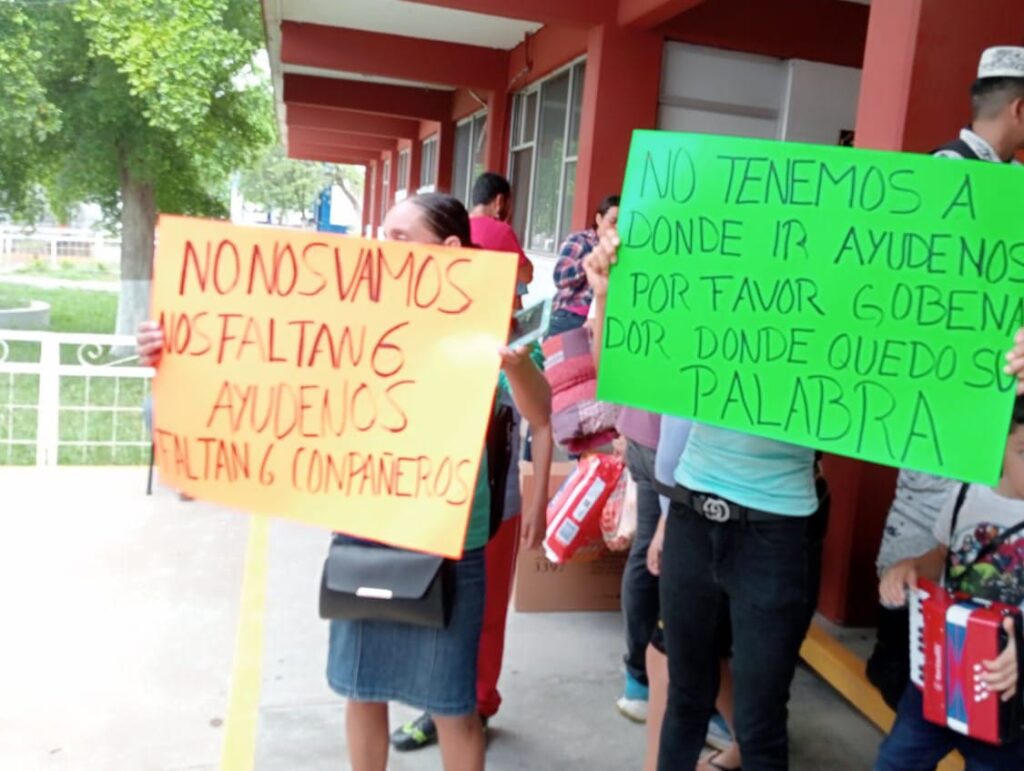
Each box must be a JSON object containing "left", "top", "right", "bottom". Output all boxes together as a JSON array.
[{"left": 667, "top": 485, "right": 786, "bottom": 524}]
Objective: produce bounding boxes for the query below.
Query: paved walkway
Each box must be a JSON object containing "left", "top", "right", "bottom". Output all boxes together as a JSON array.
[
  {"left": 0, "top": 274, "right": 119, "bottom": 292},
  {"left": 0, "top": 467, "right": 883, "bottom": 770}
]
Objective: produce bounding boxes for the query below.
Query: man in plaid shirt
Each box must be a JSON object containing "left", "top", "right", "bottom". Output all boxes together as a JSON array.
[{"left": 548, "top": 194, "right": 619, "bottom": 337}]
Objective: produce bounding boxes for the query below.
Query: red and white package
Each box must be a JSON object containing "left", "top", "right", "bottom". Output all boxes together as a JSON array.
[
  {"left": 544, "top": 453, "right": 625, "bottom": 564},
  {"left": 601, "top": 470, "right": 637, "bottom": 552}
]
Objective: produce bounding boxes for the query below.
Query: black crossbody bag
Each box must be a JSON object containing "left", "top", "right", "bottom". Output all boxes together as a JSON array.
[{"left": 317, "top": 403, "right": 516, "bottom": 629}]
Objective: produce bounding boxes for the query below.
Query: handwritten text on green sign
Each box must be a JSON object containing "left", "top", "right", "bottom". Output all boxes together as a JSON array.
[{"left": 597, "top": 131, "right": 1022, "bottom": 484}]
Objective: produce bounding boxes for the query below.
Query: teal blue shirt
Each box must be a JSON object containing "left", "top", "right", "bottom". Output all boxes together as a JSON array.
[
  {"left": 462, "top": 453, "right": 492, "bottom": 551},
  {"left": 675, "top": 424, "right": 817, "bottom": 516}
]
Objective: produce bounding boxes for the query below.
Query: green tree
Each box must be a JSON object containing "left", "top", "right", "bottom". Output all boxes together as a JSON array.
[
  {"left": 0, "top": 0, "right": 274, "bottom": 334},
  {"left": 239, "top": 145, "right": 326, "bottom": 225},
  {"left": 329, "top": 164, "right": 366, "bottom": 224},
  {"left": 239, "top": 145, "right": 365, "bottom": 226}
]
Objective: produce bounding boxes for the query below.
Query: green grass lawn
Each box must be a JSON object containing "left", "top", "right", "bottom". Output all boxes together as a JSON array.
[
  {"left": 15, "top": 258, "right": 118, "bottom": 282},
  {"left": 0, "top": 281, "right": 149, "bottom": 466}
]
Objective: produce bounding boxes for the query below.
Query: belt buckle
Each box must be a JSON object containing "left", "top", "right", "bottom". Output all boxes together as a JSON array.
[{"left": 701, "top": 496, "right": 731, "bottom": 523}]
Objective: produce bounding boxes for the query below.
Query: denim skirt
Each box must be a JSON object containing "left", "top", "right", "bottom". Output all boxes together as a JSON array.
[{"left": 326, "top": 542, "right": 486, "bottom": 716}]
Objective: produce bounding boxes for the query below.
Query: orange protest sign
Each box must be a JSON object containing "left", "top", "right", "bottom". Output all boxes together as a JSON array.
[{"left": 149, "top": 215, "right": 517, "bottom": 558}]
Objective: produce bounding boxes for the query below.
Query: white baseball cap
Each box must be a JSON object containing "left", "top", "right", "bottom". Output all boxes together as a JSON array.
[{"left": 978, "top": 46, "right": 1024, "bottom": 79}]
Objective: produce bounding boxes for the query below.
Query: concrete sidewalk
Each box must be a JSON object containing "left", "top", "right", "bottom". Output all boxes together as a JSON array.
[
  {"left": 0, "top": 274, "right": 119, "bottom": 292},
  {"left": 0, "top": 468, "right": 883, "bottom": 770}
]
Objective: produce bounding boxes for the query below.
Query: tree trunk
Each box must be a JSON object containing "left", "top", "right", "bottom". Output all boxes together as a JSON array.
[
  {"left": 337, "top": 180, "right": 362, "bottom": 220},
  {"left": 116, "top": 167, "right": 157, "bottom": 337}
]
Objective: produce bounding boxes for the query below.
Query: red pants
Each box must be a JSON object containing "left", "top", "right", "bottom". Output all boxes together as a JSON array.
[{"left": 477, "top": 514, "right": 521, "bottom": 718}]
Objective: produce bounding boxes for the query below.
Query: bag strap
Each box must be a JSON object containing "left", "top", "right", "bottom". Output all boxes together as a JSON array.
[
  {"left": 943, "top": 484, "right": 971, "bottom": 586},
  {"left": 485, "top": 402, "right": 516, "bottom": 539},
  {"left": 932, "top": 138, "right": 980, "bottom": 160},
  {"left": 944, "top": 483, "right": 1024, "bottom": 590}
]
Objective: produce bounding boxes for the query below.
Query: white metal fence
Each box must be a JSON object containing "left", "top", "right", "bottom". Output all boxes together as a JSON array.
[
  {"left": 0, "top": 331, "right": 153, "bottom": 466},
  {"left": 0, "top": 227, "right": 121, "bottom": 270}
]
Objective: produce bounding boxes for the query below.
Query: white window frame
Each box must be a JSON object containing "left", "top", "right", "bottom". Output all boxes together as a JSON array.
[
  {"left": 452, "top": 109, "right": 489, "bottom": 204},
  {"left": 508, "top": 56, "right": 586, "bottom": 255},
  {"left": 419, "top": 135, "right": 438, "bottom": 193},
  {"left": 380, "top": 158, "right": 392, "bottom": 217},
  {"left": 396, "top": 150, "right": 411, "bottom": 201}
]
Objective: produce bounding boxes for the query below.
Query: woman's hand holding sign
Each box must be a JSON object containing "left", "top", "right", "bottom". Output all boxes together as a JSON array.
[
  {"left": 137, "top": 320, "right": 164, "bottom": 367},
  {"left": 583, "top": 228, "right": 620, "bottom": 368},
  {"left": 583, "top": 228, "right": 620, "bottom": 301}
]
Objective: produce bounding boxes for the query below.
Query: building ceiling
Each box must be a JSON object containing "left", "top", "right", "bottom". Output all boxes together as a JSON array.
[{"left": 275, "top": 0, "right": 541, "bottom": 50}]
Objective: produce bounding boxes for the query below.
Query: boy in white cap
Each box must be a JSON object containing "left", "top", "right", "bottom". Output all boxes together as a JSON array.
[
  {"left": 869, "top": 45, "right": 1024, "bottom": 708},
  {"left": 935, "top": 46, "right": 1024, "bottom": 162}
]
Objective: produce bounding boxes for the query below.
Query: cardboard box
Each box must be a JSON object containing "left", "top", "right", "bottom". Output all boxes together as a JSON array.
[{"left": 515, "top": 460, "right": 628, "bottom": 613}]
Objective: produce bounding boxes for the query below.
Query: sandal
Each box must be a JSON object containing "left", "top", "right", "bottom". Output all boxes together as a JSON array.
[{"left": 701, "top": 750, "right": 742, "bottom": 771}]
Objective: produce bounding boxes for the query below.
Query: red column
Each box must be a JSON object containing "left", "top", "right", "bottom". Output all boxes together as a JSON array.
[
  {"left": 855, "top": 0, "right": 1024, "bottom": 153},
  {"left": 436, "top": 120, "right": 456, "bottom": 194},
  {"left": 485, "top": 88, "right": 510, "bottom": 174},
  {"left": 571, "top": 24, "right": 663, "bottom": 231},
  {"left": 817, "top": 0, "right": 1024, "bottom": 626}
]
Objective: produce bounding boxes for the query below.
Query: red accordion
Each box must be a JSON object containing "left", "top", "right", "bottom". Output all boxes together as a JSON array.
[{"left": 910, "top": 578, "right": 1023, "bottom": 745}]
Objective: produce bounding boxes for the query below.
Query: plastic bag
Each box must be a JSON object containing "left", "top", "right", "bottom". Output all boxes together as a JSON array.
[
  {"left": 544, "top": 453, "right": 625, "bottom": 563},
  {"left": 601, "top": 471, "right": 637, "bottom": 551}
]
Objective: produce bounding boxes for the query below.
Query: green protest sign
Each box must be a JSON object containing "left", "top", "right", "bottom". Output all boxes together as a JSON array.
[{"left": 597, "top": 131, "right": 1023, "bottom": 484}]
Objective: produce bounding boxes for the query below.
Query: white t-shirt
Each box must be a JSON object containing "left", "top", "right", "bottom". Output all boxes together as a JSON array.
[
  {"left": 932, "top": 485, "right": 1024, "bottom": 607},
  {"left": 876, "top": 471, "right": 958, "bottom": 575}
]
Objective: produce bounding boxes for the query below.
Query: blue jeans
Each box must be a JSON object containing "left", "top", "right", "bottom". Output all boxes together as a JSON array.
[
  {"left": 876, "top": 685, "right": 1024, "bottom": 770},
  {"left": 658, "top": 496, "right": 827, "bottom": 771},
  {"left": 546, "top": 308, "right": 587, "bottom": 338},
  {"left": 621, "top": 441, "right": 662, "bottom": 686}
]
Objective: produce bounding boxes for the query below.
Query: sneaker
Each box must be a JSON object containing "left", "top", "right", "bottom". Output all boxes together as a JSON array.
[
  {"left": 615, "top": 672, "right": 650, "bottom": 723},
  {"left": 390, "top": 713, "right": 437, "bottom": 752},
  {"left": 705, "top": 713, "right": 733, "bottom": 752}
]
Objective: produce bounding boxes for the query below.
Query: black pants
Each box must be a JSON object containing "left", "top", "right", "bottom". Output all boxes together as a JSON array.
[
  {"left": 658, "top": 498, "right": 827, "bottom": 771},
  {"left": 866, "top": 605, "right": 911, "bottom": 711},
  {"left": 621, "top": 440, "right": 662, "bottom": 686}
]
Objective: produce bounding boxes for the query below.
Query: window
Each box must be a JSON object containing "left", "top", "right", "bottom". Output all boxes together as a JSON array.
[
  {"left": 509, "top": 59, "right": 586, "bottom": 253},
  {"left": 452, "top": 110, "right": 489, "bottom": 205},
  {"left": 419, "top": 136, "right": 438, "bottom": 191},
  {"left": 396, "top": 150, "right": 410, "bottom": 200},
  {"left": 381, "top": 159, "right": 391, "bottom": 217}
]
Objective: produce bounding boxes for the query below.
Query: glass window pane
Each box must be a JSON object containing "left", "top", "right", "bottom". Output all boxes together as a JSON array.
[
  {"left": 528, "top": 71, "right": 570, "bottom": 252},
  {"left": 472, "top": 114, "right": 488, "bottom": 181},
  {"left": 420, "top": 139, "right": 437, "bottom": 188},
  {"left": 524, "top": 91, "right": 539, "bottom": 143},
  {"left": 567, "top": 62, "right": 586, "bottom": 158},
  {"left": 559, "top": 159, "right": 577, "bottom": 246},
  {"left": 511, "top": 94, "right": 523, "bottom": 146},
  {"left": 452, "top": 123, "right": 472, "bottom": 203},
  {"left": 509, "top": 148, "right": 533, "bottom": 244}
]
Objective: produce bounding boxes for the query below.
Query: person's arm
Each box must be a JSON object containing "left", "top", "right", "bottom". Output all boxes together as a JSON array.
[
  {"left": 499, "top": 346, "right": 551, "bottom": 432},
  {"left": 878, "top": 545, "right": 947, "bottom": 608},
  {"left": 1007, "top": 328, "right": 1024, "bottom": 394},
  {"left": 553, "top": 235, "right": 589, "bottom": 291},
  {"left": 647, "top": 515, "right": 667, "bottom": 575},
  {"left": 521, "top": 420, "right": 553, "bottom": 549},
  {"left": 582, "top": 228, "right": 620, "bottom": 367}
]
